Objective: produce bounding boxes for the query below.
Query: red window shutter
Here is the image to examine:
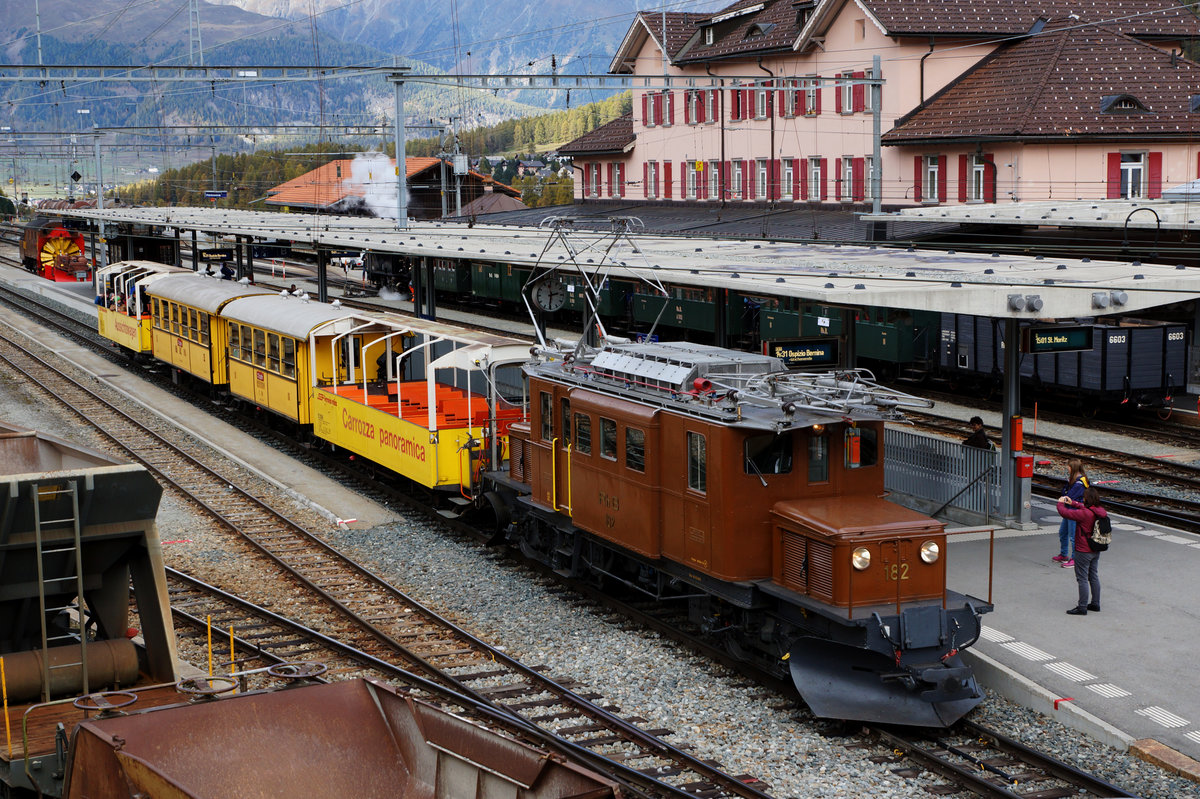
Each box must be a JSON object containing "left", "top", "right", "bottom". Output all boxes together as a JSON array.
[
  {"left": 641, "top": 94, "right": 648, "bottom": 125},
  {"left": 744, "top": 88, "right": 753, "bottom": 117},
  {"left": 958, "top": 154, "right": 968, "bottom": 202},
  {"left": 683, "top": 93, "right": 691, "bottom": 125},
  {"left": 853, "top": 158, "right": 865, "bottom": 202},
  {"left": 655, "top": 94, "right": 664, "bottom": 126},
  {"left": 937, "top": 155, "right": 948, "bottom": 202},
  {"left": 800, "top": 160, "right": 809, "bottom": 199},
  {"left": 745, "top": 161, "right": 754, "bottom": 200},
  {"left": 815, "top": 83, "right": 822, "bottom": 114},
  {"left": 664, "top": 161, "right": 672, "bottom": 198},
  {"left": 771, "top": 159, "right": 781, "bottom": 200},
  {"left": 1106, "top": 152, "right": 1121, "bottom": 199},
  {"left": 766, "top": 85, "right": 773, "bottom": 118},
  {"left": 607, "top": 163, "right": 614, "bottom": 197},
  {"left": 852, "top": 72, "right": 865, "bottom": 112},
  {"left": 777, "top": 85, "right": 786, "bottom": 117},
  {"left": 835, "top": 79, "right": 843, "bottom": 113},
  {"left": 914, "top": 155, "right": 923, "bottom": 202},
  {"left": 793, "top": 159, "right": 802, "bottom": 199},
  {"left": 796, "top": 85, "right": 805, "bottom": 115},
  {"left": 984, "top": 155, "right": 996, "bottom": 203},
  {"left": 835, "top": 157, "right": 842, "bottom": 198},
  {"left": 820, "top": 158, "right": 828, "bottom": 200},
  {"left": 1148, "top": 151, "right": 1163, "bottom": 198},
  {"left": 667, "top": 92, "right": 675, "bottom": 126},
  {"left": 730, "top": 89, "right": 740, "bottom": 121},
  {"left": 643, "top": 162, "right": 650, "bottom": 198},
  {"left": 619, "top": 165, "right": 626, "bottom": 196},
  {"left": 723, "top": 160, "right": 732, "bottom": 199}
]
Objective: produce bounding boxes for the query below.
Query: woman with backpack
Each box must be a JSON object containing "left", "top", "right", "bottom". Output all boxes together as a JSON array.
[
  {"left": 1054, "top": 460, "right": 1090, "bottom": 568},
  {"left": 1057, "top": 486, "right": 1109, "bottom": 616}
]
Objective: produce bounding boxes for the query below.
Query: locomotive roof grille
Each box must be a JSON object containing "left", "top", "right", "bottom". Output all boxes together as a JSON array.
[{"left": 589, "top": 341, "right": 781, "bottom": 393}]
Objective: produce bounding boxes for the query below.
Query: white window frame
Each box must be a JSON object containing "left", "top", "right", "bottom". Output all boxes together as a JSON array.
[
  {"left": 686, "top": 91, "right": 698, "bottom": 125},
  {"left": 807, "top": 157, "right": 822, "bottom": 201},
  {"left": 646, "top": 161, "right": 658, "bottom": 199},
  {"left": 803, "top": 76, "right": 818, "bottom": 116},
  {"left": 708, "top": 160, "right": 721, "bottom": 198},
  {"left": 612, "top": 162, "right": 624, "bottom": 198},
  {"left": 923, "top": 155, "right": 940, "bottom": 203},
  {"left": 686, "top": 161, "right": 698, "bottom": 199},
  {"left": 731, "top": 158, "right": 744, "bottom": 199},
  {"left": 756, "top": 158, "right": 769, "bottom": 198},
  {"left": 863, "top": 68, "right": 875, "bottom": 112},
  {"left": 782, "top": 158, "right": 794, "bottom": 200},
  {"left": 705, "top": 90, "right": 716, "bottom": 124},
  {"left": 587, "top": 162, "right": 600, "bottom": 198},
  {"left": 840, "top": 71, "right": 854, "bottom": 113},
  {"left": 968, "top": 154, "right": 986, "bottom": 203},
  {"left": 864, "top": 155, "right": 875, "bottom": 202},
  {"left": 705, "top": 27, "right": 714, "bottom": 45},
  {"left": 1120, "top": 152, "right": 1145, "bottom": 199},
  {"left": 755, "top": 84, "right": 768, "bottom": 119},
  {"left": 841, "top": 157, "right": 854, "bottom": 201},
  {"left": 661, "top": 91, "right": 672, "bottom": 127}
]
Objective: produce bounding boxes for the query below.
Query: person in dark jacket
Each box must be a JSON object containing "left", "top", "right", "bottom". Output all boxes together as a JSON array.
[
  {"left": 1054, "top": 460, "right": 1089, "bottom": 567},
  {"left": 1057, "top": 486, "right": 1108, "bottom": 616},
  {"left": 962, "top": 416, "right": 990, "bottom": 449}
]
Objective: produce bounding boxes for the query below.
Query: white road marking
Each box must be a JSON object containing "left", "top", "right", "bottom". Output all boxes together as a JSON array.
[
  {"left": 1136, "top": 706, "right": 1189, "bottom": 728},
  {"left": 1044, "top": 662, "right": 1094, "bottom": 682}
]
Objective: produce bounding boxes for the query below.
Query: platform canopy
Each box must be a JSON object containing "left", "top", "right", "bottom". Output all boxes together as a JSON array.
[{"left": 69, "top": 206, "right": 1200, "bottom": 319}]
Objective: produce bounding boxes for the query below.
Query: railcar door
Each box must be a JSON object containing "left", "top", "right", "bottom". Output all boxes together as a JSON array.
[{"left": 555, "top": 396, "right": 573, "bottom": 516}]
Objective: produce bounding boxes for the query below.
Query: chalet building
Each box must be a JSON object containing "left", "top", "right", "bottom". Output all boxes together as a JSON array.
[
  {"left": 266, "top": 157, "right": 521, "bottom": 219},
  {"left": 560, "top": 0, "right": 1200, "bottom": 208}
]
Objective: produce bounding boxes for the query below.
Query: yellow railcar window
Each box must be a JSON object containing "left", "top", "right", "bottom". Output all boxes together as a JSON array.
[
  {"left": 170, "top": 304, "right": 180, "bottom": 334},
  {"left": 151, "top": 297, "right": 160, "bottom": 326},
  {"left": 268, "top": 333, "right": 281, "bottom": 372},
  {"left": 253, "top": 329, "right": 266, "bottom": 367},
  {"left": 282, "top": 338, "right": 295, "bottom": 377},
  {"left": 625, "top": 427, "right": 645, "bottom": 472},
  {"left": 200, "top": 313, "right": 210, "bottom": 345},
  {"left": 188, "top": 308, "right": 199, "bottom": 341},
  {"left": 229, "top": 324, "right": 241, "bottom": 360},
  {"left": 574, "top": 413, "right": 591, "bottom": 455},
  {"left": 688, "top": 432, "right": 706, "bottom": 492}
]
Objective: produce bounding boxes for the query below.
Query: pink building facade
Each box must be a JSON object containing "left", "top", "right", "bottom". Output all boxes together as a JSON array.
[{"left": 563, "top": 0, "right": 1200, "bottom": 208}]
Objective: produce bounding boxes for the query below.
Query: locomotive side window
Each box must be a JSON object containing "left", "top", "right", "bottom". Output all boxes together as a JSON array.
[
  {"left": 600, "top": 418, "right": 617, "bottom": 460},
  {"left": 229, "top": 324, "right": 241, "bottom": 360},
  {"left": 859, "top": 427, "right": 878, "bottom": 467},
  {"left": 561, "top": 398, "right": 571, "bottom": 448},
  {"left": 808, "top": 432, "right": 829, "bottom": 482},
  {"left": 281, "top": 338, "right": 296, "bottom": 377},
  {"left": 268, "top": 333, "right": 281, "bottom": 372},
  {"left": 626, "top": 428, "right": 645, "bottom": 472},
  {"left": 253, "top": 329, "right": 266, "bottom": 367},
  {"left": 539, "top": 392, "right": 553, "bottom": 441},
  {"left": 745, "top": 433, "right": 794, "bottom": 475},
  {"left": 688, "top": 432, "right": 707, "bottom": 492},
  {"left": 574, "top": 413, "right": 591, "bottom": 455}
]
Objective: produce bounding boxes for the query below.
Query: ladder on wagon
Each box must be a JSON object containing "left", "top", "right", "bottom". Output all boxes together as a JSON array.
[{"left": 31, "top": 480, "right": 90, "bottom": 703}]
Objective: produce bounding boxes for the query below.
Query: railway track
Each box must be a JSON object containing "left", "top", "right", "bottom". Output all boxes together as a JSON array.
[{"left": 0, "top": 321, "right": 773, "bottom": 799}]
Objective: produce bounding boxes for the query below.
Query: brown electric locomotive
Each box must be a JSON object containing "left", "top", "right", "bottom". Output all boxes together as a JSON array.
[{"left": 496, "top": 339, "right": 992, "bottom": 727}]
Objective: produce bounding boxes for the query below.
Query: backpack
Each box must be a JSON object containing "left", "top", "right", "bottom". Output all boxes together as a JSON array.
[{"left": 1089, "top": 512, "right": 1112, "bottom": 551}]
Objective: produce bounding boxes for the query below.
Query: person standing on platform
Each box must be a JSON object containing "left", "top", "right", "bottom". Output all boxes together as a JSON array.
[
  {"left": 1054, "top": 460, "right": 1089, "bottom": 568},
  {"left": 962, "top": 416, "right": 991, "bottom": 449},
  {"left": 1057, "top": 487, "right": 1108, "bottom": 615}
]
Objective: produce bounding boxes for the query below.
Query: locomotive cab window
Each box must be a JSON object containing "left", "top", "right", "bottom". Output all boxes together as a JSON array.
[
  {"left": 626, "top": 427, "right": 645, "bottom": 472},
  {"left": 745, "top": 432, "right": 794, "bottom": 476},
  {"left": 808, "top": 430, "right": 829, "bottom": 483},
  {"left": 561, "top": 398, "right": 571, "bottom": 448},
  {"left": 540, "top": 392, "right": 553, "bottom": 441},
  {"left": 687, "top": 432, "right": 706, "bottom": 493},
  {"left": 574, "top": 413, "right": 591, "bottom": 455},
  {"left": 859, "top": 427, "right": 878, "bottom": 467},
  {"left": 600, "top": 417, "right": 617, "bottom": 460}
]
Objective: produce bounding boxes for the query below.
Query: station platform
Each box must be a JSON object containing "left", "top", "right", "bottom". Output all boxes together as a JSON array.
[{"left": 2, "top": 263, "right": 1198, "bottom": 778}]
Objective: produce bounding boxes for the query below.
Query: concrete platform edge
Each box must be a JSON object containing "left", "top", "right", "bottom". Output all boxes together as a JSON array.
[{"left": 963, "top": 648, "right": 1135, "bottom": 751}]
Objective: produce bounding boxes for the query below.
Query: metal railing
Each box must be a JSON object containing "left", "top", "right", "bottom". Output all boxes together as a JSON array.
[{"left": 885, "top": 429, "right": 1000, "bottom": 520}]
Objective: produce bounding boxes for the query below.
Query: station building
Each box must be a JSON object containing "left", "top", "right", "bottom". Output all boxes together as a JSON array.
[{"left": 560, "top": 0, "right": 1200, "bottom": 208}]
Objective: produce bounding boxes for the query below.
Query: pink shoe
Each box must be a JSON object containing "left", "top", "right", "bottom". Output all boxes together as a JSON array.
[
  {"left": 1061, "top": 559, "right": 1075, "bottom": 568},
  {"left": 1052, "top": 555, "right": 1066, "bottom": 562}
]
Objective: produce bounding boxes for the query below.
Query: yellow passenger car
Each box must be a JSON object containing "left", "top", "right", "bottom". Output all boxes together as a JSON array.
[
  {"left": 146, "top": 276, "right": 271, "bottom": 386},
  {"left": 96, "top": 261, "right": 191, "bottom": 354},
  {"left": 220, "top": 295, "right": 356, "bottom": 423}
]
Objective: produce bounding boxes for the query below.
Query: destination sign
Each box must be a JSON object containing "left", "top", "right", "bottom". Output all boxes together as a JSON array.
[
  {"left": 1021, "top": 325, "right": 1093, "bottom": 354},
  {"left": 766, "top": 338, "right": 840, "bottom": 368},
  {"left": 204, "top": 190, "right": 228, "bottom": 199}
]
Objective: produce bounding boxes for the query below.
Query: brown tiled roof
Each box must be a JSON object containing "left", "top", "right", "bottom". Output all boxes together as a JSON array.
[
  {"left": 639, "top": 11, "right": 711, "bottom": 57},
  {"left": 266, "top": 157, "right": 516, "bottom": 208},
  {"left": 557, "top": 114, "right": 634, "bottom": 156},
  {"left": 675, "top": 0, "right": 803, "bottom": 62},
  {"left": 457, "top": 192, "right": 529, "bottom": 217},
  {"left": 883, "top": 19, "right": 1200, "bottom": 143},
  {"left": 860, "top": 0, "right": 1200, "bottom": 37}
]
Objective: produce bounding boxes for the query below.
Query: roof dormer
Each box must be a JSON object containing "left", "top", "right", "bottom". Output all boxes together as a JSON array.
[
  {"left": 745, "top": 21, "right": 776, "bottom": 38},
  {"left": 1100, "top": 94, "right": 1152, "bottom": 114}
]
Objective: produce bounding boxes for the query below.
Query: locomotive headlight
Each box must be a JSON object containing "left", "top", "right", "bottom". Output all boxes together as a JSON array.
[
  {"left": 919, "top": 541, "right": 940, "bottom": 564},
  {"left": 851, "top": 547, "right": 871, "bottom": 570}
]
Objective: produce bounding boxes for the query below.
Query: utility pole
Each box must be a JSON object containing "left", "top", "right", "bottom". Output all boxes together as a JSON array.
[
  {"left": 388, "top": 60, "right": 412, "bottom": 230},
  {"left": 94, "top": 128, "right": 107, "bottom": 273},
  {"left": 188, "top": 0, "right": 204, "bottom": 67}
]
